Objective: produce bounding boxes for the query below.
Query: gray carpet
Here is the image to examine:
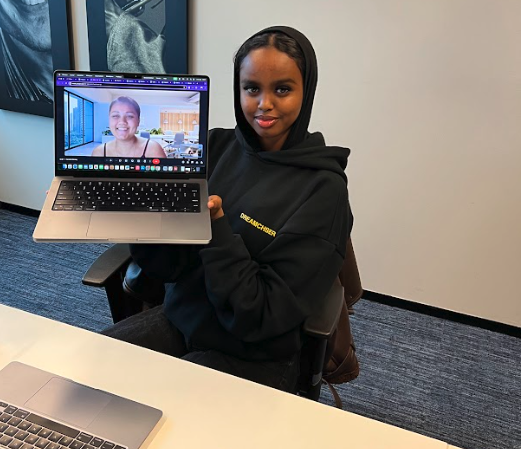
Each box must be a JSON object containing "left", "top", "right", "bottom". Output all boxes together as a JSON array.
[{"left": 1, "top": 208, "right": 520, "bottom": 449}]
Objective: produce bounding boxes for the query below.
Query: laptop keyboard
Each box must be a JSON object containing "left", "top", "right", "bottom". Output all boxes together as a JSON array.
[
  {"left": 0, "top": 401, "right": 126, "bottom": 449},
  {"left": 52, "top": 180, "right": 200, "bottom": 213}
]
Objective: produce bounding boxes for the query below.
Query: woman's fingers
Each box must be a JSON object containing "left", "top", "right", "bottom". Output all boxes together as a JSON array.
[
  {"left": 207, "top": 195, "right": 224, "bottom": 221},
  {"left": 207, "top": 195, "right": 221, "bottom": 209}
]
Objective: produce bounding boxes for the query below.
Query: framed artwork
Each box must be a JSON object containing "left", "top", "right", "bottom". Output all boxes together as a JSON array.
[
  {"left": 0, "top": 0, "right": 73, "bottom": 118},
  {"left": 86, "top": 0, "right": 188, "bottom": 74}
]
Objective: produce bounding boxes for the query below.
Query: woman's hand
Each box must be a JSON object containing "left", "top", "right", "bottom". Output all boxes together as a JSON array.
[{"left": 207, "top": 195, "right": 224, "bottom": 221}]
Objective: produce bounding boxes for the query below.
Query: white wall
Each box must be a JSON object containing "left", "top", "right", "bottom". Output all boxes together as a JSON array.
[
  {"left": 139, "top": 105, "right": 162, "bottom": 131},
  {"left": 0, "top": 0, "right": 520, "bottom": 327}
]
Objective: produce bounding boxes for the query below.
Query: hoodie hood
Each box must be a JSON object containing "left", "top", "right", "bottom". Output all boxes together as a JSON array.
[
  {"left": 235, "top": 127, "right": 350, "bottom": 183},
  {"left": 234, "top": 26, "right": 319, "bottom": 152}
]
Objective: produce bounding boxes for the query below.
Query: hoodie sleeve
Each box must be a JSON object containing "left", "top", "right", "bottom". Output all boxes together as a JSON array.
[{"left": 199, "top": 181, "right": 350, "bottom": 343}]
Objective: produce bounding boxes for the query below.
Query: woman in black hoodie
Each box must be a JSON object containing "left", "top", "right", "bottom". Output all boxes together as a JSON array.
[{"left": 103, "top": 26, "right": 353, "bottom": 393}]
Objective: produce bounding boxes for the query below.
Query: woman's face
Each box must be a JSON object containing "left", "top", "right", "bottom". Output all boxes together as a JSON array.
[
  {"left": 109, "top": 101, "right": 140, "bottom": 141},
  {"left": 240, "top": 47, "right": 303, "bottom": 151},
  {"left": 0, "top": 0, "right": 51, "bottom": 52}
]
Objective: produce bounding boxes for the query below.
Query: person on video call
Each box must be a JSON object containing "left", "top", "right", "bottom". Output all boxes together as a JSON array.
[
  {"left": 0, "top": 0, "right": 53, "bottom": 103},
  {"left": 92, "top": 96, "right": 167, "bottom": 159}
]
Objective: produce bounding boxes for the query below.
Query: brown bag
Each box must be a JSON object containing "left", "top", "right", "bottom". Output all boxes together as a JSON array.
[{"left": 322, "top": 238, "right": 362, "bottom": 406}]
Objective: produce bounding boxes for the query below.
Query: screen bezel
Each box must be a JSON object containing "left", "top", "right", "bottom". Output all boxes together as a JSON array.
[{"left": 53, "top": 70, "right": 209, "bottom": 179}]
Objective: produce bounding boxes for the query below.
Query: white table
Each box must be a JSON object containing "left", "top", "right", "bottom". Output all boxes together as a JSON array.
[{"left": 0, "top": 305, "right": 461, "bottom": 449}]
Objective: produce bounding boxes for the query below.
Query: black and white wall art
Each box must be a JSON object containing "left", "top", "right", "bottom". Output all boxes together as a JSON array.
[
  {"left": 86, "top": 0, "right": 188, "bottom": 74},
  {"left": 0, "top": 0, "right": 72, "bottom": 118}
]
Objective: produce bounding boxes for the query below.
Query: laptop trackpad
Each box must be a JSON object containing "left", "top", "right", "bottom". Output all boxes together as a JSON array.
[
  {"left": 25, "top": 378, "right": 111, "bottom": 428},
  {"left": 87, "top": 214, "right": 161, "bottom": 239}
]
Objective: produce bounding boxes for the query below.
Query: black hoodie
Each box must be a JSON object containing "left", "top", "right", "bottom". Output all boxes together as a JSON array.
[{"left": 130, "top": 26, "right": 352, "bottom": 361}]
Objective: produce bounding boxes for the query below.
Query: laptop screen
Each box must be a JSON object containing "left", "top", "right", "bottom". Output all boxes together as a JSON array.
[{"left": 54, "top": 71, "right": 209, "bottom": 178}]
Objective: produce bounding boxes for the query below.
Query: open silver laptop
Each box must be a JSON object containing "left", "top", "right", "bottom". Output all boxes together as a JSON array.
[
  {"left": 0, "top": 362, "right": 162, "bottom": 449},
  {"left": 33, "top": 70, "right": 211, "bottom": 244}
]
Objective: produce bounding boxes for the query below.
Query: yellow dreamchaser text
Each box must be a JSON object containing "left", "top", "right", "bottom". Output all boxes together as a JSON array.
[{"left": 240, "top": 213, "right": 277, "bottom": 237}]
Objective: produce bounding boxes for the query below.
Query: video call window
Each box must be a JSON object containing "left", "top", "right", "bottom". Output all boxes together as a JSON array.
[
  {"left": 60, "top": 87, "right": 202, "bottom": 161},
  {"left": 64, "top": 91, "right": 94, "bottom": 150}
]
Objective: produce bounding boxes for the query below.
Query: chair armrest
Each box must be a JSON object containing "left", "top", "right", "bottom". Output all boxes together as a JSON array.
[
  {"left": 82, "top": 244, "right": 131, "bottom": 288},
  {"left": 303, "top": 279, "right": 344, "bottom": 340}
]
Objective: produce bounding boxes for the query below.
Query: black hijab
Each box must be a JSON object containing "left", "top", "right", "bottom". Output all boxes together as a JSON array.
[{"left": 233, "top": 26, "right": 318, "bottom": 151}]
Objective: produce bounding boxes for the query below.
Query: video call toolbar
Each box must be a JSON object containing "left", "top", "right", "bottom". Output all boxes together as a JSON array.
[{"left": 60, "top": 161, "right": 203, "bottom": 174}]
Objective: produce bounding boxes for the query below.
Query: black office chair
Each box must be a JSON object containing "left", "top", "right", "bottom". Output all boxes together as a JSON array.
[{"left": 82, "top": 240, "right": 361, "bottom": 402}]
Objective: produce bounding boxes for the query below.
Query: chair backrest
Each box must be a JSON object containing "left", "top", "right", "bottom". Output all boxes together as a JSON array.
[
  {"left": 174, "top": 132, "right": 184, "bottom": 143},
  {"left": 298, "top": 237, "right": 362, "bottom": 402},
  {"left": 140, "top": 131, "right": 150, "bottom": 138},
  {"left": 321, "top": 237, "right": 362, "bottom": 387}
]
